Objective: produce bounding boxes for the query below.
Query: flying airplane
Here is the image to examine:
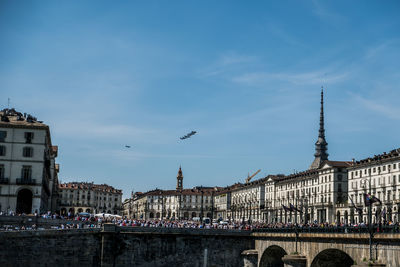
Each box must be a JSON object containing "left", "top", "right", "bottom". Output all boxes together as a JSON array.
[
  {"left": 125, "top": 145, "right": 131, "bottom": 148},
  {"left": 180, "top": 131, "right": 197, "bottom": 140}
]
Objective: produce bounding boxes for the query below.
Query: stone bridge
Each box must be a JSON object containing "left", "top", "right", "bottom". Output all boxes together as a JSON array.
[
  {"left": 0, "top": 223, "right": 399, "bottom": 266},
  {"left": 251, "top": 231, "right": 400, "bottom": 267}
]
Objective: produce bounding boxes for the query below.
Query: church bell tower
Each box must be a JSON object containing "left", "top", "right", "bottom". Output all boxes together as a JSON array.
[{"left": 176, "top": 166, "right": 183, "bottom": 191}]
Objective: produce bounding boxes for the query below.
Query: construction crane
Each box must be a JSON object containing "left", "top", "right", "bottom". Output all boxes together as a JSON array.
[{"left": 245, "top": 169, "right": 261, "bottom": 184}]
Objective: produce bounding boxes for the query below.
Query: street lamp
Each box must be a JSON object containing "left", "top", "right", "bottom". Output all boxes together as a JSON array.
[
  {"left": 178, "top": 192, "right": 182, "bottom": 220},
  {"left": 200, "top": 186, "right": 204, "bottom": 224},
  {"left": 361, "top": 171, "right": 374, "bottom": 262},
  {"left": 210, "top": 190, "right": 214, "bottom": 221},
  {"left": 159, "top": 191, "right": 164, "bottom": 220}
]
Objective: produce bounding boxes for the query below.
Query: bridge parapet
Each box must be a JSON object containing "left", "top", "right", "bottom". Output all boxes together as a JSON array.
[
  {"left": 114, "top": 225, "right": 252, "bottom": 236},
  {"left": 252, "top": 232, "right": 400, "bottom": 241}
]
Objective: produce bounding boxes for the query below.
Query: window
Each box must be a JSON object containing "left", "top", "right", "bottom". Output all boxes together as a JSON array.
[
  {"left": 0, "top": 131, "right": 6, "bottom": 142},
  {"left": 383, "top": 166, "right": 386, "bottom": 171},
  {"left": 23, "top": 147, "right": 33, "bottom": 157},
  {"left": 21, "top": 166, "right": 32, "bottom": 179},
  {"left": 394, "top": 164, "right": 397, "bottom": 169},
  {"left": 0, "top": 165, "right": 4, "bottom": 179},
  {"left": 0, "top": 145, "right": 5, "bottom": 156},
  {"left": 338, "top": 174, "right": 343, "bottom": 181},
  {"left": 24, "top": 132, "right": 34, "bottom": 143}
]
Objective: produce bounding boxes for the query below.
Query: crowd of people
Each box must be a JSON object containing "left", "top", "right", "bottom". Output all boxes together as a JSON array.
[{"left": 1, "top": 211, "right": 400, "bottom": 233}]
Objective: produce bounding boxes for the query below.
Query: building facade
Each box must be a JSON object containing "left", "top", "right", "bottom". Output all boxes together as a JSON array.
[
  {"left": 0, "top": 108, "right": 59, "bottom": 214},
  {"left": 126, "top": 167, "right": 218, "bottom": 220},
  {"left": 58, "top": 182, "right": 123, "bottom": 215},
  {"left": 263, "top": 161, "right": 350, "bottom": 224},
  {"left": 346, "top": 149, "right": 400, "bottom": 224},
  {"left": 230, "top": 178, "right": 268, "bottom": 223},
  {"left": 214, "top": 183, "right": 243, "bottom": 221}
]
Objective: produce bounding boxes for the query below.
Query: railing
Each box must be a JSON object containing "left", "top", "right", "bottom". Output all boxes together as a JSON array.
[
  {"left": 253, "top": 225, "right": 400, "bottom": 234},
  {"left": 0, "top": 178, "right": 9, "bottom": 184},
  {"left": 16, "top": 178, "right": 37, "bottom": 185}
]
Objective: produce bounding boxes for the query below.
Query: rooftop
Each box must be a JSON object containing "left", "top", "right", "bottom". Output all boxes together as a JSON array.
[
  {"left": 351, "top": 148, "right": 400, "bottom": 167},
  {"left": 59, "top": 181, "right": 122, "bottom": 194},
  {"left": 0, "top": 108, "right": 47, "bottom": 128},
  {"left": 138, "top": 186, "right": 223, "bottom": 198}
]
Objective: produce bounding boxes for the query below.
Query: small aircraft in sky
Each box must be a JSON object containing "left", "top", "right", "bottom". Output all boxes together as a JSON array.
[
  {"left": 125, "top": 145, "right": 131, "bottom": 148},
  {"left": 180, "top": 131, "right": 197, "bottom": 140}
]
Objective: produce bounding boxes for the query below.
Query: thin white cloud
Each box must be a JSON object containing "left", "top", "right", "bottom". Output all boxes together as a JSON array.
[
  {"left": 232, "top": 69, "right": 349, "bottom": 87},
  {"left": 364, "top": 39, "right": 400, "bottom": 60},
  {"left": 266, "top": 23, "right": 304, "bottom": 47},
  {"left": 352, "top": 94, "right": 400, "bottom": 121},
  {"left": 199, "top": 51, "right": 257, "bottom": 77},
  {"left": 311, "top": 0, "right": 346, "bottom": 24},
  {"left": 218, "top": 53, "right": 255, "bottom": 66},
  {"left": 51, "top": 118, "right": 169, "bottom": 145}
]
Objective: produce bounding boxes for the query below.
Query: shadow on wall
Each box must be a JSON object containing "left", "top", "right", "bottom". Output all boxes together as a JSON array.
[
  {"left": 310, "top": 248, "right": 354, "bottom": 267},
  {"left": 259, "top": 245, "right": 287, "bottom": 267}
]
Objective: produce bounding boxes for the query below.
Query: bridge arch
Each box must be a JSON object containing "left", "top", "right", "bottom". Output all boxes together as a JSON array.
[
  {"left": 259, "top": 245, "right": 287, "bottom": 267},
  {"left": 310, "top": 248, "right": 354, "bottom": 267}
]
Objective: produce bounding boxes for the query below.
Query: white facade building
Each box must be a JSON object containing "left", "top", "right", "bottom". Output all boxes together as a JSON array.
[
  {"left": 264, "top": 162, "right": 350, "bottom": 224},
  {"left": 347, "top": 149, "right": 400, "bottom": 224},
  {"left": 0, "top": 108, "right": 59, "bottom": 214},
  {"left": 131, "top": 188, "right": 215, "bottom": 220},
  {"left": 230, "top": 179, "right": 267, "bottom": 223},
  {"left": 58, "top": 182, "right": 123, "bottom": 215},
  {"left": 213, "top": 183, "right": 242, "bottom": 221},
  {"left": 128, "top": 167, "right": 217, "bottom": 220}
]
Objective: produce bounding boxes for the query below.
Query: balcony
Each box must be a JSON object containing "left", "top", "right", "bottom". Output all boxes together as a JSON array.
[
  {"left": 16, "top": 178, "right": 36, "bottom": 185},
  {"left": 0, "top": 178, "right": 9, "bottom": 184}
]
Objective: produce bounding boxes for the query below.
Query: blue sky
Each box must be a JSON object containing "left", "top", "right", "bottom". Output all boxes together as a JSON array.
[{"left": 1, "top": 1, "right": 399, "bottom": 198}]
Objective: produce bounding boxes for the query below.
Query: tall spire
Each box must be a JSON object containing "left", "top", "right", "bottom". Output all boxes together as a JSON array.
[
  {"left": 310, "top": 87, "right": 329, "bottom": 169},
  {"left": 319, "top": 87, "right": 326, "bottom": 140}
]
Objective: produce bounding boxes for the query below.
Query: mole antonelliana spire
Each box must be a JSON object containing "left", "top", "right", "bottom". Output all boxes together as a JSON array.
[{"left": 310, "top": 87, "right": 329, "bottom": 169}]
